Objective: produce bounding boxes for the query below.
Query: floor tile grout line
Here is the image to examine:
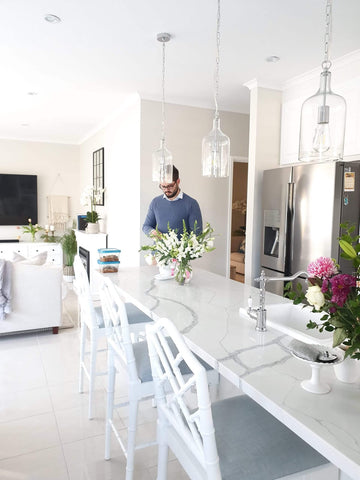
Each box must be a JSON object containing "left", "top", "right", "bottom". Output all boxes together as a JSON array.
[{"left": 0, "top": 444, "right": 66, "bottom": 464}]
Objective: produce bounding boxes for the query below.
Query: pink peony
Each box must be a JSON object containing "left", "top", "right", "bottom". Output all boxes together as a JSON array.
[
  {"left": 329, "top": 274, "right": 356, "bottom": 307},
  {"left": 307, "top": 257, "right": 338, "bottom": 279}
]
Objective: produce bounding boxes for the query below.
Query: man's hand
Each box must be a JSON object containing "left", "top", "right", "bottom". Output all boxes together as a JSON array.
[{"left": 150, "top": 229, "right": 161, "bottom": 238}]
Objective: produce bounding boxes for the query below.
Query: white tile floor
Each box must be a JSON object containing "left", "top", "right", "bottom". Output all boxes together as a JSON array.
[{"left": 0, "top": 288, "right": 240, "bottom": 480}]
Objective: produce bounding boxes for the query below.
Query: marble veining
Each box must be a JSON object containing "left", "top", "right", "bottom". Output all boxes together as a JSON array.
[
  {"left": 146, "top": 278, "right": 200, "bottom": 335},
  {"left": 97, "top": 266, "right": 360, "bottom": 480}
]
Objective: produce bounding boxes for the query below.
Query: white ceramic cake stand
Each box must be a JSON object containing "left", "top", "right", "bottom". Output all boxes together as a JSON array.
[{"left": 292, "top": 348, "right": 344, "bottom": 394}]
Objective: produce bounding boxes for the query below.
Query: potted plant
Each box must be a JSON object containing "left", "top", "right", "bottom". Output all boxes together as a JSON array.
[
  {"left": 21, "top": 218, "right": 43, "bottom": 242},
  {"left": 80, "top": 185, "right": 104, "bottom": 234},
  {"left": 60, "top": 229, "right": 77, "bottom": 282}
]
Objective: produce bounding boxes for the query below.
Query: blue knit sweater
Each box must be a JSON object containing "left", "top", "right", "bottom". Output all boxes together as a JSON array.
[{"left": 142, "top": 193, "right": 203, "bottom": 236}]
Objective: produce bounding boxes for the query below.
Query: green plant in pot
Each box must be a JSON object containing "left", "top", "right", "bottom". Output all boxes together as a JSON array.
[
  {"left": 61, "top": 229, "right": 77, "bottom": 281},
  {"left": 80, "top": 185, "right": 104, "bottom": 233}
]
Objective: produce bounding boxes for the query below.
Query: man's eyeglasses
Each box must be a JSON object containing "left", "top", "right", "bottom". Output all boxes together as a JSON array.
[{"left": 159, "top": 182, "right": 176, "bottom": 191}]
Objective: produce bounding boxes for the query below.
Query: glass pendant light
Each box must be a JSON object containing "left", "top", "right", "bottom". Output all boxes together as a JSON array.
[
  {"left": 299, "top": 0, "right": 346, "bottom": 163},
  {"left": 152, "top": 33, "right": 173, "bottom": 183},
  {"left": 202, "top": 0, "right": 230, "bottom": 178}
]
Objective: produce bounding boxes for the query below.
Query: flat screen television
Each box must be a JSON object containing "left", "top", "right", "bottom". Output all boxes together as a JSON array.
[{"left": 0, "top": 174, "right": 38, "bottom": 225}]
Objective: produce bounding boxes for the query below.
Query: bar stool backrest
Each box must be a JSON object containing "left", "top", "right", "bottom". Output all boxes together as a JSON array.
[{"left": 146, "top": 318, "right": 221, "bottom": 480}]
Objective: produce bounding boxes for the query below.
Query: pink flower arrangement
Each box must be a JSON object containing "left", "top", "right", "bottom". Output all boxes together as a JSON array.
[
  {"left": 286, "top": 233, "right": 360, "bottom": 360},
  {"left": 329, "top": 274, "right": 356, "bottom": 308},
  {"left": 307, "top": 256, "right": 338, "bottom": 279}
]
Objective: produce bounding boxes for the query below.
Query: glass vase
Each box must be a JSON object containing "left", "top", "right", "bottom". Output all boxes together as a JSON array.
[{"left": 175, "top": 263, "right": 192, "bottom": 285}]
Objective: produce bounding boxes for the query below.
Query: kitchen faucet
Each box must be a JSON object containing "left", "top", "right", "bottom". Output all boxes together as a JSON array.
[{"left": 247, "top": 269, "right": 308, "bottom": 332}]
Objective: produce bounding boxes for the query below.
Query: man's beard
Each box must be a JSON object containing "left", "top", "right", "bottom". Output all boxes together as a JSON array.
[{"left": 165, "top": 185, "right": 179, "bottom": 199}]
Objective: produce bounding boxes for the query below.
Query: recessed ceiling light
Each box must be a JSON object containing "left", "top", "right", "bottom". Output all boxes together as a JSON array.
[
  {"left": 266, "top": 55, "right": 280, "bottom": 63},
  {"left": 44, "top": 14, "right": 61, "bottom": 23},
  {"left": 27, "top": 92, "right": 38, "bottom": 96},
  {"left": 21, "top": 123, "right": 30, "bottom": 127}
]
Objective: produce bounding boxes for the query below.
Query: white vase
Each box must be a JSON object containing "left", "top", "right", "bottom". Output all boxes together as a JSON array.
[
  {"left": 334, "top": 356, "right": 360, "bottom": 383},
  {"left": 158, "top": 263, "right": 175, "bottom": 277},
  {"left": 86, "top": 222, "right": 99, "bottom": 234}
]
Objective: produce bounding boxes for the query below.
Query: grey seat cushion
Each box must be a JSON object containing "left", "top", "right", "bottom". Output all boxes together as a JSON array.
[
  {"left": 125, "top": 303, "right": 152, "bottom": 325},
  {"left": 134, "top": 338, "right": 213, "bottom": 383},
  {"left": 94, "top": 306, "right": 105, "bottom": 328},
  {"left": 94, "top": 303, "right": 152, "bottom": 328},
  {"left": 212, "top": 395, "right": 328, "bottom": 480}
]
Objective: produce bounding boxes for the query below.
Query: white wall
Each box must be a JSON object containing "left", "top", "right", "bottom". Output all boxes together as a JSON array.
[
  {"left": 79, "top": 94, "right": 141, "bottom": 266},
  {"left": 0, "top": 139, "right": 80, "bottom": 240},
  {"left": 245, "top": 85, "right": 282, "bottom": 285},
  {"left": 140, "top": 100, "right": 249, "bottom": 276}
]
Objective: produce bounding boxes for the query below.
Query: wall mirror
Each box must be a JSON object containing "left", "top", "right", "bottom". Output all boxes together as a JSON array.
[{"left": 93, "top": 147, "right": 104, "bottom": 205}]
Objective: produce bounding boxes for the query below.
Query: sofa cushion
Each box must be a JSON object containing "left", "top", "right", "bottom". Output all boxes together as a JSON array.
[
  {"left": 12, "top": 252, "right": 26, "bottom": 263},
  {"left": 19, "top": 251, "right": 48, "bottom": 265},
  {"left": 0, "top": 263, "right": 62, "bottom": 335}
]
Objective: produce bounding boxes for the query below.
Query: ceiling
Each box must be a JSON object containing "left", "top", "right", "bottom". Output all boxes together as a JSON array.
[{"left": 1, "top": 0, "right": 359, "bottom": 144}]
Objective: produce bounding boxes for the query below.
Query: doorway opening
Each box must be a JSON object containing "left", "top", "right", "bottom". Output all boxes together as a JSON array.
[{"left": 229, "top": 159, "right": 248, "bottom": 283}]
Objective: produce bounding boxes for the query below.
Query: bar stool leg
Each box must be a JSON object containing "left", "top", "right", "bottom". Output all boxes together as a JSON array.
[
  {"left": 105, "top": 350, "right": 115, "bottom": 460},
  {"left": 125, "top": 392, "right": 139, "bottom": 480},
  {"left": 79, "top": 322, "right": 86, "bottom": 393},
  {"left": 88, "top": 334, "right": 98, "bottom": 419}
]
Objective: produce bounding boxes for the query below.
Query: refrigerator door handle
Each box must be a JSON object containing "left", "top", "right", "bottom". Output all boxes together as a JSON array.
[{"left": 284, "top": 181, "right": 294, "bottom": 276}]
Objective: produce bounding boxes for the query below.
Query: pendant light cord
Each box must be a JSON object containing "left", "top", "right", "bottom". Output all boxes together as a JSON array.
[
  {"left": 214, "top": 0, "right": 221, "bottom": 119},
  {"left": 322, "top": 0, "right": 332, "bottom": 71},
  {"left": 161, "top": 40, "right": 166, "bottom": 145}
]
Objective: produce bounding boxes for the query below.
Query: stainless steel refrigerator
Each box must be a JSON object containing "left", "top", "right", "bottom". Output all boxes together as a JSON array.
[{"left": 261, "top": 161, "right": 360, "bottom": 295}]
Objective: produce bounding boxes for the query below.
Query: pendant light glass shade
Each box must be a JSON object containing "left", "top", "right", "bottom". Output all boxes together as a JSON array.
[
  {"left": 152, "top": 139, "right": 173, "bottom": 183},
  {"left": 202, "top": 115, "right": 230, "bottom": 177},
  {"left": 202, "top": 0, "right": 230, "bottom": 178},
  {"left": 152, "top": 33, "right": 173, "bottom": 183},
  {"left": 299, "top": 70, "right": 346, "bottom": 162},
  {"left": 298, "top": 0, "right": 346, "bottom": 163}
]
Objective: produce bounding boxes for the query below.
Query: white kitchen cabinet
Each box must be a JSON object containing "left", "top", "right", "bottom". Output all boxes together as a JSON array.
[{"left": 337, "top": 77, "right": 360, "bottom": 158}]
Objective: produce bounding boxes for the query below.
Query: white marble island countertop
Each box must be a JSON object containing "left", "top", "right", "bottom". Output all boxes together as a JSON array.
[{"left": 97, "top": 265, "right": 360, "bottom": 480}]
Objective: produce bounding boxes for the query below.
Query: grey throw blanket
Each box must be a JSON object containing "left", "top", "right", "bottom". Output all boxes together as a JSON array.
[{"left": 0, "top": 259, "right": 12, "bottom": 320}]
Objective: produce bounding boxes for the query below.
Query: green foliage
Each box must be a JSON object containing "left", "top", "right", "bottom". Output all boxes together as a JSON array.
[
  {"left": 284, "top": 281, "right": 305, "bottom": 304},
  {"left": 339, "top": 222, "right": 360, "bottom": 270},
  {"left": 22, "top": 219, "right": 43, "bottom": 241},
  {"left": 85, "top": 211, "right": 100, "bottom": 223},
  {"left": 60, "top": 229, "right": 77, "bottom": 267}
]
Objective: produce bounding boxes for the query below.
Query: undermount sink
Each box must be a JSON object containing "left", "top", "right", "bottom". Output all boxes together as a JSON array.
[{"left": 239, "top": 303, "right": 333, "bottom": 345}]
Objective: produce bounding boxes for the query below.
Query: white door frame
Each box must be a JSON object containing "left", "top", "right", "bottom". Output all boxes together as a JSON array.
[{"left": 226, "top": 156, "right": 248, "bottom": 279}]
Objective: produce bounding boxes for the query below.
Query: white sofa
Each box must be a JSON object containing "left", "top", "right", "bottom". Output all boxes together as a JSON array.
[{"left": 0, "top": 261, "right": 62, "bottom": 335}]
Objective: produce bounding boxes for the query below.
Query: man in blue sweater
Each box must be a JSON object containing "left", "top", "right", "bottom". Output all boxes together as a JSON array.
[{"left": 142, "top": 166, "right": 203, "bottom": 237}]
